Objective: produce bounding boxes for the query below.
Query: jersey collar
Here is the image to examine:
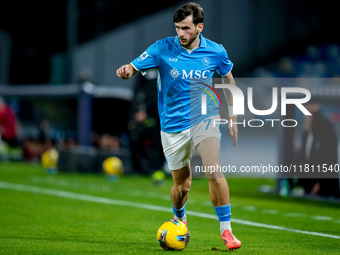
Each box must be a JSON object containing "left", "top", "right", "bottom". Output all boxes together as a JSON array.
[{"left": 199, "top": 34, "right": 207, "bottom": 48}]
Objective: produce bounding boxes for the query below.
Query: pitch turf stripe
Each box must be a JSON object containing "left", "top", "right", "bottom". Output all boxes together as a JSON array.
[{"left": 1, "top": 181, "right": 339, "bottom": 240}]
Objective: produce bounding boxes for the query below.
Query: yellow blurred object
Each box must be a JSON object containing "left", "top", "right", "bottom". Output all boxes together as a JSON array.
[
  {"left": 152, "top": 170, "right": 166, "bottom": 186},
  {"left": 102, "top": 156, "right": 124, "bottom": 176},
  {"left": 41, "top": 148, "right": 59, "bottom": 169}
]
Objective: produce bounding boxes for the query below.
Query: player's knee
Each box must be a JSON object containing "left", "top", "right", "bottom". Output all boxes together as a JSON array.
[
  {"left": 202, "top": 157, "right": 219, "bottom": 170},
  {"left": 206, "top": 171, "right": 225, "bottom": 181},
  {"left": 183, "top": 178, "right": 192, "bottom": 193},
  {"left": 182, "top": 179, "right": 192, "bottom": 194},
  {"left": 175, "top": 178, "right": 191, "bottom": 196}
]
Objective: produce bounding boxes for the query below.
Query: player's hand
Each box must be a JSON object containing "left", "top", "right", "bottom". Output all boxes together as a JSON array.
[
  {"left": 228, "top": 116, "right": 238, "bottom": 147},
  {"left": 116, "top": 64, "right": 134, "bottom": 80}
]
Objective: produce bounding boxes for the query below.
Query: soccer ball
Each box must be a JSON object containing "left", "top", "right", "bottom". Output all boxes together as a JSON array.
[
  {"left": 152, "top": 170, "right": 166, "bottom": 186},
  {"left": 157, "top": 220, "right": 190, "bottom": 251},
  {"left": 41, "top": 148, "right": 59, "bottom": 169},
  {"left": 102, "top": 156, "right": 124, "bottom": 176}
]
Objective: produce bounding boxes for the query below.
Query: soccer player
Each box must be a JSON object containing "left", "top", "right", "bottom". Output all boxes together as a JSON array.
[{"left": 116, "top": 2, "right": 241, "bottom": 250}]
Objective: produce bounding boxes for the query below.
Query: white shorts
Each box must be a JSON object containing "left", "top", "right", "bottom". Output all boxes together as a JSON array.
[{"left": 161, "top": 115, "right": 221, "bottom": 170}]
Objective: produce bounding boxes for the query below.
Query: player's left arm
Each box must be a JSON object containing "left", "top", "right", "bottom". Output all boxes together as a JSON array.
[{"left": 222, "top": 71, "right": 238, "bottom": 147}]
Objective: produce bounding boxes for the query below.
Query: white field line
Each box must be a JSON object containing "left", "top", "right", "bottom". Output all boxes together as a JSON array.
[{"left": 0, "top": 181, "right": 339, "bottom": 240}]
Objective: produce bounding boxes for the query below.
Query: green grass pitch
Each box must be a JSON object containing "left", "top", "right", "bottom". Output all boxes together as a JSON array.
[{"left": 0, "top": 162, "right": 339, "bottom": 254}]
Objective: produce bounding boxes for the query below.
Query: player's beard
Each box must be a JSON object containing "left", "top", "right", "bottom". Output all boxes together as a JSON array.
[{"left": 180, "top": 28, "right": 199, "bottom": 49}]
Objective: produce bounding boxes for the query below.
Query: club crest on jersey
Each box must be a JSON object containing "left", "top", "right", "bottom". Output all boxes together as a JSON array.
[
  {"left": 169, "top": 67, "right": 180, "bottom": 79},
  {"left": 202, "top": 57, "right": 210, "bottom": 66}
]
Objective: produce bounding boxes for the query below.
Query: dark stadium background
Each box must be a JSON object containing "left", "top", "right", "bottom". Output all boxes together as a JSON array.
[
  {"left": 0, "top": 0, "right": 339, "bottom": 85},
  {"left": 0, "top": 0, "right": 185, "bottom": 84}
]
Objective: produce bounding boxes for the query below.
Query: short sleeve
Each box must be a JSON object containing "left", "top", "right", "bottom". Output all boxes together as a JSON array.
[
  {"left": 131, "top": 42, "right": 159, "bottom": 75},
  {"left": 216, "top": 45, "right": 233, "bottom": 76}
]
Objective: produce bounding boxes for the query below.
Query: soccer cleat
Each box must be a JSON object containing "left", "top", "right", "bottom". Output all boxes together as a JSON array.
[
  {"left": 173, "top": 215, "right": 187, "bottom": 225},
  {"left": 221, "top": 229, "right": 241, "bottom": 250}
]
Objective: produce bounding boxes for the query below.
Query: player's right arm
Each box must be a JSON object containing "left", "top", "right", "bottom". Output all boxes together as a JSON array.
[{"left": 116, "top": 64, "right": 138, "bottom": 80}]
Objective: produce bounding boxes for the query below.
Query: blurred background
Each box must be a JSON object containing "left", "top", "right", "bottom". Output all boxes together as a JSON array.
[{"left": 0, "top": 0, "right": 339, "bottom": 198}]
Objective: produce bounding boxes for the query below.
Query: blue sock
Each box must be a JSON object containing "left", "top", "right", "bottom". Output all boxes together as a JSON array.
[
  {"left": 214, "top": 204, "right": 231, "bottom": 222},
  {"left": 172, "top": 202, "right": 187, "bottom": 218},
  {"left": 214, "top": 204, "right": 232, "bottom": 234}
]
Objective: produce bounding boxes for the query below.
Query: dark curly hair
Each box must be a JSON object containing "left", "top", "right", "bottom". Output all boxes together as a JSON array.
[{"left": 173, "top": 2, "right": 204, "bottom": 25}]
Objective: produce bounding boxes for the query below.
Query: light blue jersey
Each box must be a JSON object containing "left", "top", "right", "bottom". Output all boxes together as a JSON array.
[{"left": 131, "top": 34, "right": 233, "bottom": 133}]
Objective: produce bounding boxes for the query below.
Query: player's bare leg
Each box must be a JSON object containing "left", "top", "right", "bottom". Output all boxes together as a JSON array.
[
  {"left": 196, "top": 137, "right": 229, "bottom": 205},
  {"left": 196, "top": 137, "right": 241, "bottom": 250},
  {"left": 170, "top": 164, "right": 192, "bottom": 224}
]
